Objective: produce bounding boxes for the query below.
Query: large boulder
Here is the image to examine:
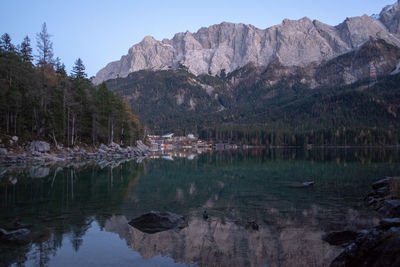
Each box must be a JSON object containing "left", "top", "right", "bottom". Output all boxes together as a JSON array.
[
  {"left": 30, "top": 141, "right": 50, "bottom": 153},
  {"left": 129, "top": 211, "right": 185, "bottom": 234}
]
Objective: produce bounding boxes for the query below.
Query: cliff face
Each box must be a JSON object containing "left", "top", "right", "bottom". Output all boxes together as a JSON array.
[
  {"left": 379, "top": 0, "right": 400, "bottom": 35},
  {"left": 104, "top": 38, "right": 400, "bottom": 135},
  {"left": 93, "top": 1, "right": 400, "bottom": 85}
]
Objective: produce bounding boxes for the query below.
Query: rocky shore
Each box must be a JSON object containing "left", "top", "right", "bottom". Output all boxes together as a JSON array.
[
  {"left": 324, "top": 176, "right": 400, "bottom": 267},
  {"left": 0, "top": 138, "right": 149, "bottom": 165},
  {"left": 0, "top": 138, "right": 150, "bottom": 179}
]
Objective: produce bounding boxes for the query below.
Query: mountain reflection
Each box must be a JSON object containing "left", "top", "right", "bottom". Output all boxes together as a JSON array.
[
  {"left": 104, "top": 211, "right": 344, "bottom": 267},
  {"left": 0, "top": 149, "right": 399, "bottom": 266}
]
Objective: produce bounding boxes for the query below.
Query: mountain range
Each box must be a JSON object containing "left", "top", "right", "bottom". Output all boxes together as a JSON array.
[
  {"left": 94, "top": 1, "right": 400, "bottom": 85},
  {"left": 99, "top": 1, "right": 400, "bottom": 145}
]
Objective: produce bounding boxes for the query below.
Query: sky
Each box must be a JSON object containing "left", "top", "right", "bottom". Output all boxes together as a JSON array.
[{"left": 1, "top": 0, "right": 396, "bottom": 77}]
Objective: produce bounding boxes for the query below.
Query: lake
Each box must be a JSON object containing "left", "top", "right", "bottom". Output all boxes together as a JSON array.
[{"left": 1, "top": 148, "right": 400, "bottom": 267}]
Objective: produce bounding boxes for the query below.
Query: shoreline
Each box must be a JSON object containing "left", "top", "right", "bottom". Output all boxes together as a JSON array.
[{"left": 0, "top": 140, "right": 150, "bottom": 166}]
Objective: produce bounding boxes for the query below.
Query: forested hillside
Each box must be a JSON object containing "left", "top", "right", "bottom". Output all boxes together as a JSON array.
[
  {"left": 107, "top": 56, "right": 400, "bottom": 146},
  {"left": 0, "top": 24, "right": 144, "bottom": 147}
]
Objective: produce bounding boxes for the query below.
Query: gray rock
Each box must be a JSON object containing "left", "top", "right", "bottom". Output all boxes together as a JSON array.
[
  {"left": 29, "top": 166, "right": 50, "bottom": 178},
  {"left": 379, "top": 1, "right": 400, "bottom": 35},
  {"left": 330, "top": 229, "right": 400, "bottom": 267},
  {"left": 30, "top": 141, "right": 50, "bottom": 153},
  {"left": 109, "top": 142, "right": 121, "bottom": 150},
  {"left": 8, "top": 176, "right": 17, "bottom": 185},
  {"left": 99, "top": 144, "right": 108, "bottom": 151},
  {"left": 378, "top": 200, "right": 400, "bottom": 218},
  {"left": 129, "top": 211, "right": 185, "bottom": 234},
  {"left": 372, "top": 177, "right": 393, "bottom": 189},
  {"left": 11, "top": 136, "right": 18, "bottom": 142},
  {"left": 380, "top": 218, "right": 400, "bottom": 229},
  {"left": 302, "top": 181, "right": 315, "bottom": 187},
  {"left": 0, "top": 148, "right": 7, "bottom": 155}
]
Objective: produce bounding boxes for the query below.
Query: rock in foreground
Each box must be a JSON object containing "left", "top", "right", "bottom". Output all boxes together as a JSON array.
[
  {"left": 329, "top": 176, "right": 400, "bottom": 266},
  {"left": 129, "top": 211, "right": 185, "bottom": 234},
  {"left": 322, "top": 230, "right": 362, "bottom": 247},
  {"left": 330, "top": 228, "right": 400, "bottom": 267}
]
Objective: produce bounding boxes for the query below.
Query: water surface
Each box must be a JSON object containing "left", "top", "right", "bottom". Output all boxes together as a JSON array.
[{"left": 1, "top": 148, "right": 400, "bottom": 266}]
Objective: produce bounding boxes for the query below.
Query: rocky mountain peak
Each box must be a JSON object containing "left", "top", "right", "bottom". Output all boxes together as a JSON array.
[
  {"left": 141, "top": 35, "right": 157, "bottom": 45},
  {"left": 379, "top": 1, "right": 400, "bottom": 34},
  {"left": 92, "top": 2, "right": 400, "bottom": 85}
]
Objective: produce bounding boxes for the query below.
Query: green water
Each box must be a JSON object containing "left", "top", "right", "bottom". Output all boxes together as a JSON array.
[{"left": 1, "top": 149, "right": 400, "bottom": 267}]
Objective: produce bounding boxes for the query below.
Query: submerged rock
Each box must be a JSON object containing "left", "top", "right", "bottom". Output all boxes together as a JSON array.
[
  {"left": 322, "top": 230, "right": 362, "bottom": 246},
  {"left": 129, "top": 211, "right": 185, "bottom": 234}
]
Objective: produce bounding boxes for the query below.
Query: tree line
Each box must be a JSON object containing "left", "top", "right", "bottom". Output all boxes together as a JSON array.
[
  {"left": 0, "top": 23, "right": 145, "bottom": 147},
  {"left": 199, "top": 126, "right": 400, "bottom": 147}
]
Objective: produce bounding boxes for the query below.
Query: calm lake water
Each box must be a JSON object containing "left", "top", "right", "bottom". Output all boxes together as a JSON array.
[{"left": 1, "top": 148, "right": 400, "bottom": 267}]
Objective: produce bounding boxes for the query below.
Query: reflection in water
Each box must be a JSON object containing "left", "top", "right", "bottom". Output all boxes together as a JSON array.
[
  {"left": 0, "top": 149, "right": 399, "bottom": 266},
  {"left": 105, "top": 212, "right": 344, "bottom": 267}
]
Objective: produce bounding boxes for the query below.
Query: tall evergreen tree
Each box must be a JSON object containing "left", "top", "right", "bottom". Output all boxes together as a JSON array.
[
  {"left": 0, "top": 27, "right": 145, "bottom": 146},
  {"left": 36, "top": 22, "right": 54, "bottom": 67},
  {"left": 71, "top": 58, "right": 87, "bottom": 79},
  {"left": 55, "top": 57, "right": 67, "bottom": 77},
  {"left": 20, "top": 36, "right": 33, "bottom": 63},
  {"left": 0, "top": 33, "right": 15, "bottom": 52}
]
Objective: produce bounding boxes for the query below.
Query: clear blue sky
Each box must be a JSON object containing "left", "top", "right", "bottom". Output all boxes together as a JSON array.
[{"left": 1, "top": 0, "right": 395, "bottom": 77}]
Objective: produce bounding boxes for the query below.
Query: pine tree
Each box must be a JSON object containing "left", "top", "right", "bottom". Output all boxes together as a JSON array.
[
  {"left": 71, "top": 58, "right": 87, "bottom": 79},
  {"left": 0, "top": 33, "right": 15, "bottom": 52},
  {"left": 20, "top": 36, "right": 33, "bottom": 63},
  {"left": 55, "top": 57, "right": 67, "bottom": 77}
]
